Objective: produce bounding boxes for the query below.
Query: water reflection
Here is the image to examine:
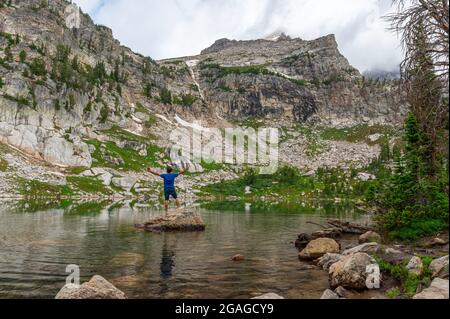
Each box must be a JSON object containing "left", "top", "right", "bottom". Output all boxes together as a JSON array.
[
  {"left": 0, "top": 199, "right": 367, "bottom": 299},
  {"left": 160, "top": 234, "right": 176, "bottom": 279}
]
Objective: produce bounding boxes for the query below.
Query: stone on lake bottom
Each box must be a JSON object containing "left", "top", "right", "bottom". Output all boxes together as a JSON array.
[{"left": 232, "top": 254, "right": 245, "bottom": 261}]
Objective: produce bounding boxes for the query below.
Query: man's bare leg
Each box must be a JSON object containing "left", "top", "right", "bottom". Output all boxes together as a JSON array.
[
  {"left": 175, "top": 199, "right": 181, "bottom": 209},
  {"left": 164, "top": 200, "right": 169, "bottom": 212}
]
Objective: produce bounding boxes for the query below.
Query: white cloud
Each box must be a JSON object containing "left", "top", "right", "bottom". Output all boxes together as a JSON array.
[{"left": 73, "top": 0, "right": 403, "bottom": 72}]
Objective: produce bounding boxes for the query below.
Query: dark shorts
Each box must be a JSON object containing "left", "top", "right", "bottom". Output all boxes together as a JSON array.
[{"left": 164, "top": 189, "right": 177, "bottom": 201}]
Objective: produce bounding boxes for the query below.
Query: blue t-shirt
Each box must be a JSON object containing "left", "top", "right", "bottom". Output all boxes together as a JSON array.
[{"left": 160, "top": 173, "right": 179, "bottom": 191}]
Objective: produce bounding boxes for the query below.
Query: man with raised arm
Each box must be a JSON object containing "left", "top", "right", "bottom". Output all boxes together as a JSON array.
[{"left": 147, "top": 164, "right": 188, "bottom": 212}]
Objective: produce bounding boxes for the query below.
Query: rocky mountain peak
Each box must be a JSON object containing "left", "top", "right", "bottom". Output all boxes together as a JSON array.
[
  {"left": 264, "top": 31, "right": 292, "bottom": 42},
  {"left": 0, "top": 0, "right": 407, "bottom": 170}
]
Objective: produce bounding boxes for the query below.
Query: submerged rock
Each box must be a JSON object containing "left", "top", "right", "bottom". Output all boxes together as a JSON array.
[
  {"left": 232, "top": 254, "right": 245, "bottom": 261},
  {"left": 55, "top": 275, "right": 126, "bottom": 299},
  {"left": 110, "top": 252, "right": 145, "bottom": 268},
  {"left": 136, "top": 210, "right": 206, "bottom": 232},
  {"left": 299, "top": 238, "right": 340, "bottom": 260}
]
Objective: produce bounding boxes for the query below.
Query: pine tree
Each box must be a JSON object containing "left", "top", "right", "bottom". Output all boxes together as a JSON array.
[{"left": 404, "top": 20, "right": 445, "bottom": 176}]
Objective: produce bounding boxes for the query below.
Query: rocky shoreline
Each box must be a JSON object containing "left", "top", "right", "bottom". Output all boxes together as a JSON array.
[
  {"left": 53, "top": 216, "right": 448, "bottom": 300},
  {"left": 294, "top": 222, "right": 449, "bottom": 299}
]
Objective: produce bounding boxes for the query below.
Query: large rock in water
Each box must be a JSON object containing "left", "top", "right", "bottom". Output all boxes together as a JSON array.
[
  {"left": 137, "top": 210, "right": 206, "bottom": 232},
  {"left": 55, "top": 275, "right": 126, "bottom": 299},
  {"left": 329, "top": 252, "right": 379, "bottom": 290},
  {"left": 299, "top": 238, "right": 340, "bottom": 260}
]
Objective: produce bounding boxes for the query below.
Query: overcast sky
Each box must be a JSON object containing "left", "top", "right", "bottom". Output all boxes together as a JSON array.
[{"left": 72, "top": 0, "right": 403, "bottom": 72}]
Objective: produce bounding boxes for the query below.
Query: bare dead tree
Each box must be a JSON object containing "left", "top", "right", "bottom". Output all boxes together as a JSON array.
[
  {"left": 387, "top": 0, "right": 449, "bottom": 175},
  {"left": 387, "top": 0, "right": 449, "bottom": 90}
]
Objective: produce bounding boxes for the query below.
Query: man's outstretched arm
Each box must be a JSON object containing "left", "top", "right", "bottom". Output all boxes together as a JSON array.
[
  {"left": 179, "top": 163, "right": 190, "bottom": 175},
  {"left": 147, "top": 167, "right": 161, "bottom": 177}
]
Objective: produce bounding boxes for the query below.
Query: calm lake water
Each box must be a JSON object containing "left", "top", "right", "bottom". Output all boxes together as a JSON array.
[{"left": 0, "top": 200, "right": 367, "bottom": 299}]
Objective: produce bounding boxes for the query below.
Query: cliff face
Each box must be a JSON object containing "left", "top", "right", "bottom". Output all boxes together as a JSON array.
[
  {"left": 0, "top": 0, "right": 204, "bottom": 168},
  {"left": 0, "top": 0, "right": 406, "bottom": 169},
  {"left": 169, "top": 34, "right": 406, "bottom": 126}
]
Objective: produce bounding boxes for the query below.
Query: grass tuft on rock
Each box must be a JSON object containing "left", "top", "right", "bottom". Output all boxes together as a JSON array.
[{"left": 66, "top": 176, "right": 112, "bottom": 195}]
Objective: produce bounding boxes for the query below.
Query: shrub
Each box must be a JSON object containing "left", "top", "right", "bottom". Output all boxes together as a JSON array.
[
  {"left": 367, "top": 113, "right": 449, "bottom": 240},
  {"left": 19, "top": 50, "right": 27, "bottom": 63},
  {"left": 160, "top": 88, "right": 172, "bottom": 105},
  {"left": 143, "top": 83, "right": 152, "bottom": 98},
  {"left": 30, "top": 58, "right": 47, "bottom": 76},
  {"left": 99, "top": 106, "right": 109, "bottom": 123},
  {"left": 181, "top": 93, "right": 197, "bottom": 107}
]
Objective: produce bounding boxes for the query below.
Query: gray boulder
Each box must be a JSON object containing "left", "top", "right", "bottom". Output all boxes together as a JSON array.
[
  {"left": 342, "top": 242, "right": 381, "bottom": 256},
  {"left": 378, "top": 247, "right": 413, "bottom": 265},
  {"left": 111, "top": 176, "right": 137, "bottom": 192},
  {"left": 320, "top": 289, "right": 339, "bottom": 299},
  {"left": 359, "top": 231, "right": 382, "bottom": 244},
  {"left": 329, "top": 252, "right": 379, "bottom": 290},
  {"left": 406, "top": 256, "right": 423, "bottom": 276},
  {"left": 43, "top": 136, "right": 92, "bottom": 167},
  {"left": 335, "top": 286, "right": 352, "bottom": 298},
  {"left": 429, "top": 255, "right": 449, "bottom": 279},
  {"left": 136, "top": 209, "right": 206, "bottom": 232},
  {"left": 299, "top": 238, "right": 340, "bottom": 260},
  {"left": 92, "top": 168, "right": 114, "bottom": 186},
  {"left": 55, "top": 275, "right": 126, "bottom": 299},
  {"left": 316, "top": 253, "right": 344, "bottom": 271},
  {"left": 413, "top": 278, "right": 449, "bottom": 299}
]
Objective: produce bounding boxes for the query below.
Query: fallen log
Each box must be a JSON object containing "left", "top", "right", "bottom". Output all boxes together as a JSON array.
[
  {"left": 326, "top": 219, "right": 373, "bottom": 235},
  {"left": 306, "top": 221, "right": 329, "bottom": 229}
]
